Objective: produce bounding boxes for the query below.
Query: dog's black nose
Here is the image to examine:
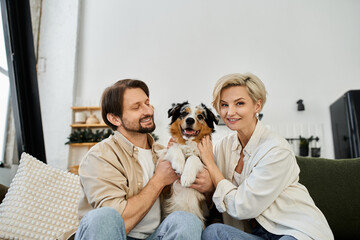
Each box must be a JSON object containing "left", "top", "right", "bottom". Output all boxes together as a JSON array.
[{"left": 186, "top": 117, "right": 195, "bottom": 125}]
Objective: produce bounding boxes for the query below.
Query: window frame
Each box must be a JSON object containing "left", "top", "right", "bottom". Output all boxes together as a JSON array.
[{"left": 1, "top": 0, "right": 46, "bottom": 163}]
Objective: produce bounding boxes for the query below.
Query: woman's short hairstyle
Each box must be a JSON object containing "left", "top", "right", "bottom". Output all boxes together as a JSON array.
[
  {"left": 101, "top": 79, "right": 149, "bottom": 130},
  {"left": 212, "top": 73, "right": 267, "bottom": 114}
]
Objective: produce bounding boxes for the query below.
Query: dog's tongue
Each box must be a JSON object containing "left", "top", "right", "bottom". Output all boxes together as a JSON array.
[{"left": 184, "top": 129, "right": 196, "bottom": 135}]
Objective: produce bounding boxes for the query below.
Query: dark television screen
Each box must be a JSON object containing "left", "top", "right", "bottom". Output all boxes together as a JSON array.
[
  {"left": 330, "top": 95, "right": 351, "bottom": 158},
  {"left": 330, "top": 90, "right": 360, "bottom": 159}
]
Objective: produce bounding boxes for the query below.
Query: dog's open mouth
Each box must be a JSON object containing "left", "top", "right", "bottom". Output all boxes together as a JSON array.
[{"left": 181, "top": 127, "right": 200, "bottom": 138}]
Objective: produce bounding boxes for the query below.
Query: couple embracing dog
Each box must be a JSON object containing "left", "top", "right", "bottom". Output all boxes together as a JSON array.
[{"left": 73, "top": 75, "right": 333, "bottom": 240}]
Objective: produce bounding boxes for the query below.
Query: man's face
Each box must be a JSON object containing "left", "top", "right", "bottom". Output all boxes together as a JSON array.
[{"left": 120, "top": 88, "right": 155, "bottom": 133}]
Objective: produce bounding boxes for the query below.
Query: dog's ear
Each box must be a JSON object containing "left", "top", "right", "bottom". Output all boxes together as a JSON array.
[
  {"left": 201, "top": 103, "right": 219, "bottom": 131},
  {"left": 168, "top": 101, "right": 189, "bottom": 124}
]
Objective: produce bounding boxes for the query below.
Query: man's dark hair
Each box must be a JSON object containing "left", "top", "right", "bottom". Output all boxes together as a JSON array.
[{"left": 101, "top": 79, "right": 150, "bottom": 130}]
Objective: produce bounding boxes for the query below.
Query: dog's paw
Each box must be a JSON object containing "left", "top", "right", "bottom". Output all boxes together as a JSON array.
[
  {"left": 172, "top": 159, "right": 184, "bottom": 175},
  {"left": 181, "top": 172, "right": 196, "bottom": 187},
  {"left": 165, "top": 145, "right": 185, "bottom": 174},
  {"left": 180, "top": 155, "right": 203, "bottom": 187}
]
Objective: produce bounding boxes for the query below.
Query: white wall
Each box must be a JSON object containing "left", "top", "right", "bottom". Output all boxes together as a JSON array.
[
  {"left": 37, "top": 0, "right": 80, "bottom": 169},
  {"left": 36, "top": 0, "right": 360, "bottom": 171},
  {"left": 73, "top": 0, "right": 360, "bottom": 159}
]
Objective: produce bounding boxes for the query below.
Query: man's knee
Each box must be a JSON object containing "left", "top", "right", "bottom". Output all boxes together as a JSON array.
[
  {"left": 157, "top": 211, "right": 202, "bottom": 239},
  {"left": 83, "top": 207, "right": 123, "bottom": 227},
  {"left": 202, "top": 223, "right": 223, "bottom": 238},
  {"left": 76, "top": 207, "right": 125, "bottom": 240},
  {"left": 166, "top": 211, "right": 203, "bottom": 229}
]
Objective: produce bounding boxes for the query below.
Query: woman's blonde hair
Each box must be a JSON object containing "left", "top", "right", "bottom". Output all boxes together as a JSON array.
[{"left": 212, "top": 73, "right": 267, "bottom": 113}]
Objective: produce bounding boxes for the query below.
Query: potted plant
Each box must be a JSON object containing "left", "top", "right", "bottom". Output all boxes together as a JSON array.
[
  {"left": 65, "top": 129, "right": 113, "bottom": 145},
  {"left": 299, "top": 136, "right": 314, "bottom": 156}
]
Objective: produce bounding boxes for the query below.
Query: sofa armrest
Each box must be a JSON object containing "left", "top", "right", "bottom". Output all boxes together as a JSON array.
[{"left": 296, "top": 156, "right": 360, "bottom": 239}]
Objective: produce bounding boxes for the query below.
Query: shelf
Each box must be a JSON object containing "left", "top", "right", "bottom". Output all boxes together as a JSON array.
[
  {"left": 71, "top": 106, "right": 101, "bottom": 111},
  {"left": 71, "top": 123, "right": 108, "bottom": 128},
  {"left": 68, "top": 106, "right": 107, "bottom": 168},
  {"left": 69, "top": 142, "right": 97, "bottom": 147},
  {"left": 68, "top": 165, "right": 79, "bottom": 175}
]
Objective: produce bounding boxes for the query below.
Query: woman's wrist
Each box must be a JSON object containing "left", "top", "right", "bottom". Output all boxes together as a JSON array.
[
  {"left": 206, "top": 164, "right": 224, "bottom": 187},
  {"left": 206, "top": 161, "right": 218, "bottom": 173}
]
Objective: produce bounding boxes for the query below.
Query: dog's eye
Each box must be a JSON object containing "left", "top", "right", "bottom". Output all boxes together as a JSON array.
[
  {"left": 180, "top": 112, "right": 187, "bottom": 119},
  {"left": 197, "top": 114, "right": 204, "bottom": 120}
]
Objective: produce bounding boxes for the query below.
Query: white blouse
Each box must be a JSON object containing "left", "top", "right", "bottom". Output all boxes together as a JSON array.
[{"left": 212, "top": 121, "right": 333, "bottom": 240}]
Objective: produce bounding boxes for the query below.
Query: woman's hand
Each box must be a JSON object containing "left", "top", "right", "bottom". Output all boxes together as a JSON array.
[
  {"left": 198, "top": 135, "right": 225, "bottom": 187},
  {"left": 197, "top": 135, "right": 216, "bottom": 167}
]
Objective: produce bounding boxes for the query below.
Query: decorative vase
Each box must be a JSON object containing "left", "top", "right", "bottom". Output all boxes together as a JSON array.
[
  {"left": 299, "top": 146, "right": 309, "bottom": 156},
  {"left": 74, "top": 112, "right": 86, "bottom": 123},
  {"left": 311, "top": 147, "right": 321, "bottom": 157},
  {"left": 86, "top": 114, "right": 100, "bottom": 124}
]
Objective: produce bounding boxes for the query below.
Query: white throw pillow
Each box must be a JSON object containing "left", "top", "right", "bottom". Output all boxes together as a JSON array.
[{"left": 0, "top": 153, "right": 81, "bottom": 240}]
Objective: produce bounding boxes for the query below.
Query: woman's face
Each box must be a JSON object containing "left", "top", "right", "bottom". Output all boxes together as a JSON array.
[{"left": 219, "top": 86, "right": 261, "bottom": 132}]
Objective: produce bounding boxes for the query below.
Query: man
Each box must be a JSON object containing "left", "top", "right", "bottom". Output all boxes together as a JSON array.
[{"left": 74, "top": 79, "right": 203, "bottom": 240}]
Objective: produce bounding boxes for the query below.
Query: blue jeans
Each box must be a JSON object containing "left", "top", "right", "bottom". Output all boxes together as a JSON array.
[
  {"left": 202, "top": 223, "right": 297, "bottom": 240},
  {"left": 75, "top": 207, "right": 203, "bottom": 240}
]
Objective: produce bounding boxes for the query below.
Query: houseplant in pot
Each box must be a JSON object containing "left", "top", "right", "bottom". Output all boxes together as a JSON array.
[{"left": 299, "top": 136, "right": 314, "bottom": 157}]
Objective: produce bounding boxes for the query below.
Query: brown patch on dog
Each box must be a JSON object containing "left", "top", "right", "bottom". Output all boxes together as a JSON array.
[
  {"left": 169, "top": 118, "right": 187, "bottom": 144},
  {"left": 161, "top": 184, "right": 173, "bottom": 199},
  {"left": 192, "top": 122, "right": 213, "bottom": 143}
]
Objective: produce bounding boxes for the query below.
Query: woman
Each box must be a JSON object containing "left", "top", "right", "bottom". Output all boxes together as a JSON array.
[{"left": 197, "top": 73, "right": 333, "bottom": 240}]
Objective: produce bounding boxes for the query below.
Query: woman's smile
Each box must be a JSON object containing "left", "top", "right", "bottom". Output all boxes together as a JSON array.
[{"left": 226, "top": 117, "right": 241, "bottom": 124}]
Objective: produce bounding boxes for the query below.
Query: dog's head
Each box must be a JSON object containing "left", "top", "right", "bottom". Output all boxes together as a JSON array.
[{"left": 168, "top": 101, "right": 219, "bottom": 144}]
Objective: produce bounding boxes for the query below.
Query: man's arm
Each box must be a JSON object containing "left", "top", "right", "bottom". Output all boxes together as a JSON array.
[{"left": 121, "top": 160, "right": 179, "bottom": 234}]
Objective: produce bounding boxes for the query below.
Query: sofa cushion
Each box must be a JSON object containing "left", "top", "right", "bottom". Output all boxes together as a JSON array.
[
  {"left": 0, "top": 153, "right": 81, "bottom": 240},
  {"left": 296, "top": 156, "right": 360, "bottom": 239}
]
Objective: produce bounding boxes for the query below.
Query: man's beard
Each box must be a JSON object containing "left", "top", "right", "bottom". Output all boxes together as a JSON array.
[{"left": 121, "top": 115, "right": 156, "bottom": 134}]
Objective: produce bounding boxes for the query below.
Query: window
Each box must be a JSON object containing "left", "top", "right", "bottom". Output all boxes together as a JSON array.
[
  {"left": 0, "top": 0, "right": 46, "bottom": 164},
  {"left": 0, "top": 2, "right": 9, "bottom": 164}
]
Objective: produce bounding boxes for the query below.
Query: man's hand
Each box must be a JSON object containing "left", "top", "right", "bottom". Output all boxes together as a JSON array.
[
  {"left": 167, "top": 137, "right": 177, "bottom": 149},
  {"left": 154, "top": 159, "right": 179, "bottom": 187},
  {"left": 189, "top": 168, "right": 214, "bottom": 193},
  {"left": 122, "top": 159, "right": 179, "bottom": 234}
]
